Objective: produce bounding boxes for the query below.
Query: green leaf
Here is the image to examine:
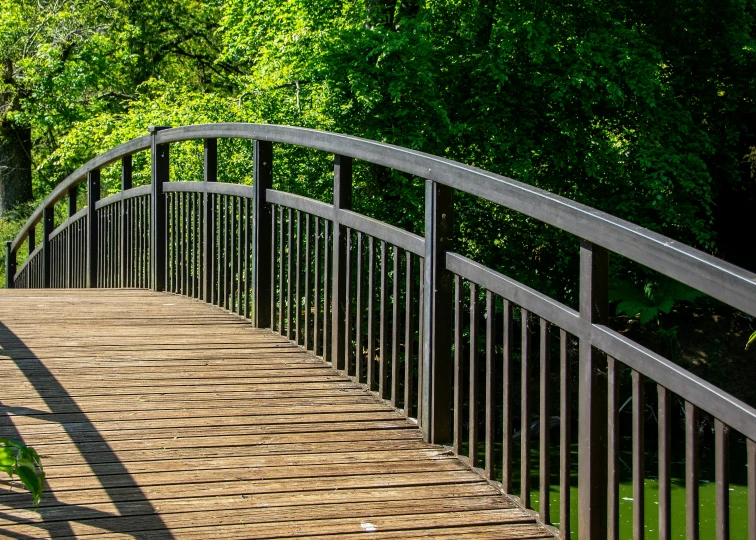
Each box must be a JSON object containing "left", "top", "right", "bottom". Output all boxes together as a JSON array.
[
  {"left": 15, "top": 465, "right": 44, "bottom": 507},
  {"left": 747, "top": 330, "right": 756, "bottom": 351}
]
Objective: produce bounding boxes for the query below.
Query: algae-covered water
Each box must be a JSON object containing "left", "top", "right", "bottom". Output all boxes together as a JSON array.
[
  {"left": 466, "top": 435, "right": 751, "bottom": 538},
  {"left": 529, "top": 478, "right": 749, "bottom": 539}
]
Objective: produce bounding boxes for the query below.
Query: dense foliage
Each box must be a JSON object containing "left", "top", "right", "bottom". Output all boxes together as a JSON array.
[{"left": 1, "top": 0, "right": 755, "bottom": 306}]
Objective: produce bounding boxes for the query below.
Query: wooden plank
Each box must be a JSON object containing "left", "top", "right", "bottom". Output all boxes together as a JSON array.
[{"left": 0, "top": 289, "right": 552, "bottom": 539}]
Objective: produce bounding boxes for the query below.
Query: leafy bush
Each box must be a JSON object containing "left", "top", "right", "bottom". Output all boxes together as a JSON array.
[{"left": 610, "top": 277, "right": 704, "bottom": 325}]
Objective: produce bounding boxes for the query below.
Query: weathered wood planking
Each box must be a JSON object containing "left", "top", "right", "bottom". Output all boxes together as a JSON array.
[{"left": 0, "top": 290, "right": 553, "bottom": 539}]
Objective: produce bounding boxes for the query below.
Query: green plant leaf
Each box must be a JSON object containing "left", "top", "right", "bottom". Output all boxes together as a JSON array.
[
  {"left": 746, "top": 330, "right": 756, "bottom": 351},
  {"left": 15, "top": 465, "right": 44, "bottom": 507}
]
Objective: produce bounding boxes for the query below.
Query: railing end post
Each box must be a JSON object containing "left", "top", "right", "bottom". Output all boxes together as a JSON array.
[
  {"left": 150, "top": 126, "right": 171, "bottom": 291},
  {"left": 42, "top": 205, "right": 54, "bottom": 288},
  {"left": 87, "top": 169, "right": 101, "bottom": 288},
  {"left": 577, "top": 239, "right": 609, "bottom": 539},
  {"left": 252, "top": 140, "right": 273, "bottom": 328},
  {"left": 5, "top": 241, "right": 15, "bottom": 289},
  {"left": 331, "top": 154, "right": 353, "bottom": 371},
  {"left": 422, "top": 179, "right": 454, "bottom": 445}
]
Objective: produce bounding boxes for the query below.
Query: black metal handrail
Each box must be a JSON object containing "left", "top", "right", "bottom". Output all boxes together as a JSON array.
[{"left": 5, "top": 123, "right": 756, "bottom": 540}]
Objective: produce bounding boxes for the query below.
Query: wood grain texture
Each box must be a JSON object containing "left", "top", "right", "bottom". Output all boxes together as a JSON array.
[{"left": 0, "top": 289, "right": 553, "bottom": 539}]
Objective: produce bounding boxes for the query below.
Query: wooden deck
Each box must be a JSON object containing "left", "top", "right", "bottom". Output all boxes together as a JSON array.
[{"left": 0, "top": 289, "right": 552, "bottom": 539}]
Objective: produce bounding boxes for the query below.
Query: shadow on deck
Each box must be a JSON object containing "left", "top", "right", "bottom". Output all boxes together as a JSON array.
[{"left": 0, "top": 289, "right": 552, "bottom": 539}]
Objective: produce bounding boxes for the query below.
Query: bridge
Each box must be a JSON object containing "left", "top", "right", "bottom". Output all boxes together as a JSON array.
[{"left": 1, "top": 124, "right": 755, "bottom": 539}]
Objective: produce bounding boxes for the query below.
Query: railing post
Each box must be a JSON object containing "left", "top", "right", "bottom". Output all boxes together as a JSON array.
[
  {"left": 150, "top": 126, "right": 170, "bottom": 291},
  {"left": 28, "top": 227, "right": 35, "bottom": 254},
  {"left": 120, "top": 156, "right": 132, "bottom": 287},
  {"left": 578, "top": 239, "right": 609, "bottom": 538},
  {"left": 87, "top": 170, "right": 100, "bottom": 288},
  {"left": 5, "top": 241, "right": 15, "bottom": 288},
  {"left": 422, "top": 179, "right": 454, "bottom": 444},
  {"left": 67, "top": 186, "right": 77, "bottom": 288},
  {"left": 42, "top": 204, "right": 54, "bottom": 288},
  {"left": 331, "top": 154, "right": 353, "bottom": 371},
  {"left": 203, "top": 139, "right": 217, "bottom": 303},
  {"left": 252, "top": 140, "right": 273, "bottom": 328}
]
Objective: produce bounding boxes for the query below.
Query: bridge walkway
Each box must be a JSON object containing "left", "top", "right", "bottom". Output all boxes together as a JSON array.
[{"left": 0, "top": 289, "right": 552, "bottom": 539}]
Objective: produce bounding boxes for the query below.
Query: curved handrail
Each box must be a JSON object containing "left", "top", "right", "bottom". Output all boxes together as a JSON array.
[
  {"left": 11, "top": 135, "right": 151, "bottom": 252},
  {"left": 13, "top": 123, "right": 756, "bottom": 317}
]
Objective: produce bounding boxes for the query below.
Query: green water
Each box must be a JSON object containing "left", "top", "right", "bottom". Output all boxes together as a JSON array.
[
  {"left": 529, "top": 479, "right": 749, "bottom": 539},
  {"left": 462, "top": 439, "right": 750, "bottom": 538}
]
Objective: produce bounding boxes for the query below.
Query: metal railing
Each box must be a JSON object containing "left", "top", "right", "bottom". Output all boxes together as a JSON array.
[{"left": 6, "top": 123, "right": 756, "bottom": 539}]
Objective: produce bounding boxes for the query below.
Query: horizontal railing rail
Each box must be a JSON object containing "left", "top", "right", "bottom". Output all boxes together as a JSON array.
[{"left": 5, "top": 122, "right": 756, "bottom": 540}]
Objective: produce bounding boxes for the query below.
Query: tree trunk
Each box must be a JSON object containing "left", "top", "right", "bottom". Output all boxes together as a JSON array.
[{"left": 0, "top": 120, "right": 33, "bottom": 217}]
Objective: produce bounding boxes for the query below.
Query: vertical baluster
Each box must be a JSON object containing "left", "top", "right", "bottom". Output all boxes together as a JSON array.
[
  {"left": 295, "top": 211, "right": 302, "bottom": 342},
  {"left": 236, "top": 197, "right": 243, "bottom": 311},
  {"left": 469, "top": 282, "right": 479, "bottom": 467},
  {"left": 715, "top": 419, "right": 730, "bottom": 540},
  {"left": 286, "top": 208, "right": 293, "bottom": 338},
  {"left": 226, "top": 194, "right": 232, "bottom": 307},
  {"left": 379, "top": 240, "right": 388, "bottom": 397},
  {"left": 129, "top": 200, "right": 134, "bottom": 287},
  {"left": 417, "top": 257, "right": 425, "bottom": 426},
  {"left": 187, "top": 192, "right": 193, "bottom": 294},
  {"left": 502, "top": 299, "right": 513, "bottom": 494},
  {"left": 404, "top": 252, "right": 414, "bottom": 416},
  {"left": 244, "top": 197, "right": 251, "bottom": 318},
  {"left": 687, "top": 401, "right": 700, "bottom": 540},
  {"left": 215, "top": 195, "right": 222, "bottom": 304},
  {"left": 367, "top": 236, "right": 375, "bottom": 389},
  {"left": 109, "top": 205, "right": 115, "bottom": 287},
  {"left": 658, "top": 385, "right": 671, "bottom": 540},
  {"left": 453, "top": 274, "right": 462, "bottom": 455},
  {"left": 322, "top": 220, "right": 330, "bottom": 362},
  {"left": 133, "top": 201, "right": 139, "bottom": 288},
  {"left": 485, "top": 291, "right": 496, "bottom": 479},
  {"left": 521, "top": 307, "right": 531, "bottom": 507},
  {"left": 206, "top": 194, "right": 213, "bottom": 301},
  {"left": 187, "top": 193, "right": 193, "bottom": 295},
  {"left": 632, "top": 369, "right": 645, "bottom": 540},
  {"left": 128, "top": 199, "right": 134, "bottom": 287},
  {"left": 140, "top": 197, "right": 146, "bottom": 288},
  {"left": 269, "top": 204, "right": 277, "bottom": 328},
  {"left": 355, "top": 233, "right": 363, "bottom": 383},
  {"left": 391, "top": 246, "right": 399, "bottom": 405},
  {"left": 539, "top": 318, "right": 550, "bottom": 523},
  {"left": 171, "top": 194, "right": 177, "bottom": 292},
  {"left": 231, "top": 197, "right": 239, "bottom": 312},
  {"left": 223, "top": 195, "right": 230, "bottom": 309},
  {"left": 198, "top": 193, "right": 203, "bottom": 300},
  {"left": 171, "top": 193, "right": 183, "bottom": 294},
  {"left": 748, "top": 439, "right": 756, "bottom": 540},
  {"left": 313, "top": 217, "right": 320, "bottom": 351},
  {"left": 304, "top": 214, "right": 311, "bottom": 350},
  {"left": 608, "top": 356, "right": 620, "bottom": 540},
  {"left": 166, "top": 195, "right": 171, "bottom": 291},
  {"left": 559, "top": 328, "right": 571, "bottom": 539},
  {"left": 110, "top": 205, "right": 115, "bottom": 286},
  {"left": 191, "top": 192, "right": 196, "bottom": 298},
  {"left": 344, "top": 230, "right": 352, "bottom": 375}
]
